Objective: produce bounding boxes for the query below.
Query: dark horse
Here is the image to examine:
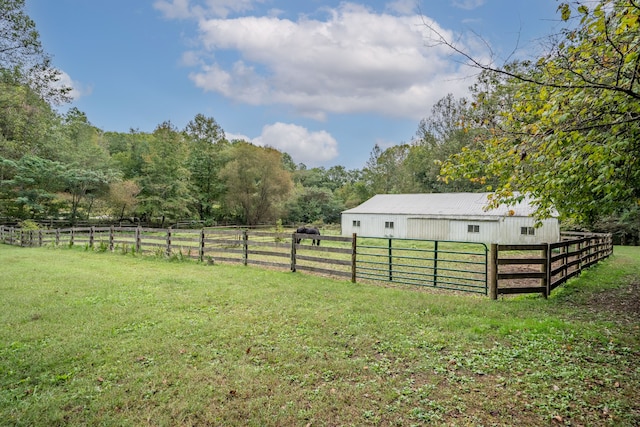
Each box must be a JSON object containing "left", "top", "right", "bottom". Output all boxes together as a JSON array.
[{"left": 296, "top": 226, "right": 321, "bottom": 246}]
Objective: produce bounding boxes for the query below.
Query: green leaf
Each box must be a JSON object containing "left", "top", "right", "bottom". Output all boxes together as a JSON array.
[{"left": 558, "top": 3, "right": 571, "bottom": 21}]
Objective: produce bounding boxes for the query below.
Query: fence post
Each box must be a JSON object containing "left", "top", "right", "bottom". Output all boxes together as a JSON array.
[
  {"left": 109, "top": 226, "right": 114, "bottom": 251},
  {"left": 55, "top": 228, "right": 60, "bottom": 246},
  {"left": 489, "top": 243, "right": 498, "bottom": 300},
  {"left": 166, "top": 228, "right": 172, "bottom": 257},
  {"left": 291, "top": 232, "right": 297, "bottom": 272},
  {"left": 89, "top": 226, "right": 95, "bottom": 248},
  {"left": 135, "top": 226, "right": 142, "bottom": 253},
  {"left": 70, "top": 228, "right": 75, "bottom": 246},
  {"left": 38, "top": 229, "right": 43, "bottom": 247},
  {"left": 242, "top": 230, "right": 248, "bottom": 266},
  {"left": 583, "top": 237, "right": 590, "bottom": 267},
  {"left": 388, "top": 238, "right": 393, "bottom": 281},
  {"left": 199, "top": 229, "right": 205, "bottom": 262},
  {"left": 543, "top": 243, "right": 550, "bottom": 298},
  {"left": 580, "top": 237, "right": 591, "bottom": 271},
  {"left": 351, "top": 233, "right": 357, "bottom": 283},
  {"left": 433, "top": 241, "right": 439, "bottom": 287},
  {"left": 561, "top": 243, "right": 567, "bottom": 282}
]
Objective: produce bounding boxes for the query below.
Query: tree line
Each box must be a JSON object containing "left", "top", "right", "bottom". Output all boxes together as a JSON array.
[
  {"left": 0, "top": 101, "right": 481, "bottom": 227},
  {"left": 1, "top": 0, "right": 638, "bottom": 242}
]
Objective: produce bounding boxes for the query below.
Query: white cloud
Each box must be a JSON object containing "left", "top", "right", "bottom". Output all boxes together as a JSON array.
[
  {"left": 180, "top": 50, "right": 202, "bottom": 67},
  {"left": 252, "top": 123, "right": 339, "bottom": 167},
  {"left": 385, "top": 0, "right": 418, "bottom": 15},
  {"left": 160, "top": 2, "right": 487, "bottom": 122},
  {"left": 451, "top": 0, "right": 485, "bottom": 11},
  {"left": 225, "top": 131, "right": 251, "bottom": 142},
  {"left": 56, "top": 70, "right": 91, "bottom": 101},
  {"left": 183, "top": 4, "right": 479, "bottom": 120},
  {"left": 154, "top": 0, "right": 264, "bottom": 19},
  {"left": 154, "top": 0, "right": 192, "bottom": 19}
]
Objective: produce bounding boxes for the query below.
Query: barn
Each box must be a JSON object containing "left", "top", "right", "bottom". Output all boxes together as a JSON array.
[{"left": 340, "top": 193, "right": 560, "bottom": 244}]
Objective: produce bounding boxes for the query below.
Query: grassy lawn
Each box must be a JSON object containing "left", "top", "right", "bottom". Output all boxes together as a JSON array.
[{"left": 0, "top": 244, "right": 638, "bottom": 426}]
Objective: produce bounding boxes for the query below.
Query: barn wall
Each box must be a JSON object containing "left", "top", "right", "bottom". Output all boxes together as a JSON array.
[
  {"left": 342, "top": 213, "right": 560, "bottom": 244},
  {"left": 341, "top": 213, "right": 408, "bottom": 238},
  {"left": 407, "top": 218, "right": 450, "bottom": 240},
  {"left": 448, "top": 219, "right": 500, "bottom": 243},
  {"left": 499, "top": 217, "right": 560, "bottom": 244}
]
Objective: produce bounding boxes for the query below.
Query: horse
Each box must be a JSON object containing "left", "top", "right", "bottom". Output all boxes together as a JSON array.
[{"left": 295, "top": 226, "right": 321, "bottom": 246}]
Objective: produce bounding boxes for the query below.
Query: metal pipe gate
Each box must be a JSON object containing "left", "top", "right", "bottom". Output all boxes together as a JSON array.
[{"left": 355, "top": 237, "right": 488, "bottom": 294}]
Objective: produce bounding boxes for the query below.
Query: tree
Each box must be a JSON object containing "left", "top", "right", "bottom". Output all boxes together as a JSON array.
[
  {"left": 62, "top": 167, "right": 115, "bottom": 224},
  {"left": 438, "top": 0, "right": 640, "bottom": 225},
  {"left": 107, "top": 130, "right": 153, "bottom": 180},
  {"left": 285, "top": 185, "right": 345, "bottom": 224},
  {"left": 183, "top": 114, "right": 228, "bottom": 220},
  {"left": 219, "top": 142, "right": 293, "bottom": 225},
  {"left": 0, "top": 70, "right": 61, "bottom": 160},
  {"left": 58, "top": 108, "right": 111, "bottom": 169},
  {"left": 410, "top": 94, "right": 487, "bottom": 192},
  {"left": 364, "top": 143, "right": 418, "bottom": 194},
  {"left": 0, "top": 155, "right": 65, "bottom": 219},
  {"left": 0, "top": 0, "right": 71, "bottom": 104},
  {"left": 136, "top": 122, "right": 194, "bottom": 225},
  {"left": 107, "top": 179, "right": 140, "bottom": 221}
]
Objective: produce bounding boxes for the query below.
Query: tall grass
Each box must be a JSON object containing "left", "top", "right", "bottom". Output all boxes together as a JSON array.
[{"left": 0, "top": 244, "right": 638, "bottom": 426}]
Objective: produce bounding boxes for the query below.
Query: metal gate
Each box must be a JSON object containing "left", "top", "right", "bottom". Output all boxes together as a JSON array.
[{"left": 355, "top": 237, "right": 488, "bottom": 294}]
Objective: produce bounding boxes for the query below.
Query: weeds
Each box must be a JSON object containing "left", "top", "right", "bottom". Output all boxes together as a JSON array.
[{"left": 95, "top": 241, "right": 109, "bottom": 252}]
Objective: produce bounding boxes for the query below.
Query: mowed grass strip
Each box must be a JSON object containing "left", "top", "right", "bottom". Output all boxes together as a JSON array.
[{"left": 0, "top": 245, "right": 638, "bottom": 426}]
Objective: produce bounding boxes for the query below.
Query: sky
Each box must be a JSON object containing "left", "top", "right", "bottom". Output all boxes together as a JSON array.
[{"left": 26, "top": 0, "right": 564, "bottom": 169}]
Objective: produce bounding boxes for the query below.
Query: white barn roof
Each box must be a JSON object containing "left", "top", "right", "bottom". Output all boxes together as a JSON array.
[{"left": 342, "top": 193, "right": 545, "bottom": 218}]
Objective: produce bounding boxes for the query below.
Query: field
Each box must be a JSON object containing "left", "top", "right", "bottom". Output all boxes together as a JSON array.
[{"left": 1, "top": 244, "right": 639, "bottom": 426}]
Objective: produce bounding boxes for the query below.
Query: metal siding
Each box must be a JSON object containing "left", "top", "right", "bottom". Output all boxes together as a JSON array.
[
  {"left": 449, "top": 220, "right": 500, "bottom": 243},
  {"left": 499, "top": 217, "right": 560, "bottom": 244},
  {"left": 407, "top": 218, "right": 450, "bottom": 240},
  {"left": 342, "top": 213, "right": 406, "bottom": 238},
  {"left": 343, "top": 213, "right": 560, "bottom": 244}
]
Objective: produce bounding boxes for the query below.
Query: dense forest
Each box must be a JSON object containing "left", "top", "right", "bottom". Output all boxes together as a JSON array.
[{"left": 1, "top": 0, "right": 639, "bottom": 242}]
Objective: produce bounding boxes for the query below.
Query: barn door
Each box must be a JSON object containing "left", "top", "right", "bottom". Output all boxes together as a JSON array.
[{"left": 407, "top": 218, "right": 450, "bottom": 240}]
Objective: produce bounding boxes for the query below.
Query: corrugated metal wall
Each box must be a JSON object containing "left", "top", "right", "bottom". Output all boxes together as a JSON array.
[
  {"left": 342, "top": 213, "right": 407, "bottom": 238},
  {"left": 343, "top": 213, "right": 560, "bottom": 244},
  {"left": 499, "top": 217, "right": 560, "bottom": 244},
  {"left": 448, "top": 219, "right": 500, "bottom": 243},
  {"left": 407, "top": 218, "right": 450, "bottom": 240}
]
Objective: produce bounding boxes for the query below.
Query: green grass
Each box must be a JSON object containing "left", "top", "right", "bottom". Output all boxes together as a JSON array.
[{"left": 1, "top": 244, "right": 639, "bottom": 426}]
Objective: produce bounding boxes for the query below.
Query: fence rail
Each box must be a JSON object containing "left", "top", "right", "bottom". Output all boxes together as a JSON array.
[
  {"left": 0, "top": 226, "right": 356, "bottom": 281},
  {"left": 0, "top": 226, "right": 613, "bottom": 298},
  {"left": 489, "top": 232, "right": 613, "bottom": 299}
]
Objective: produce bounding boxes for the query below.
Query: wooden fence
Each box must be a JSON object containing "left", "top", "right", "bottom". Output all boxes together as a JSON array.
[
  {"left": 488, "top": 232, "right": 613, "bottom": 299},
  {"left": 0, "top": 226, "right": 356, "bottom": 281},
  {"left": 0, "top": 226, "right": 613, "bottom": 298}
]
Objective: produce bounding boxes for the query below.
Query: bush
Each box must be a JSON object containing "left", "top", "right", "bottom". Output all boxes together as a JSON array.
[{"left": 18, "top": 220, "right": 41, "bottom": 230}]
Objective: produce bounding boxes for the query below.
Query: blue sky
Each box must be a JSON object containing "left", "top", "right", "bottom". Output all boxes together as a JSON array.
[{"left": 27, "top": 0, "right": 562, "bottom": 169}]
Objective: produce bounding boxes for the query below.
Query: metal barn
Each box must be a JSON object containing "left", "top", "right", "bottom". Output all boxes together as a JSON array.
[{"left": 341, "top": 193, "right": 560, "bottom": 244}]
